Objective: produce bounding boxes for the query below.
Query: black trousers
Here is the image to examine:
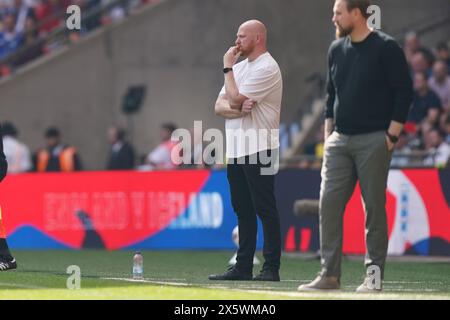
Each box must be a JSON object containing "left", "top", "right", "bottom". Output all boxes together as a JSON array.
[
  {"left": 227, "top": 150, "right": 281, "bottom": 272},
  {"left": 0, "top": 238, "right": 11, "bottom": 258}
]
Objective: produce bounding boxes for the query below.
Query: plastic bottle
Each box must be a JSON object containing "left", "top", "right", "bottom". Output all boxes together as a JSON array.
[{"left": 133, "top": 252, "right": 143, "bottom": 280}]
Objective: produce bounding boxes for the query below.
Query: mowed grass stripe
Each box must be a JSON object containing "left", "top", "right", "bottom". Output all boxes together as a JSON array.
[{"left": 0, "top": 250, "right": 448, "bottom": 299}]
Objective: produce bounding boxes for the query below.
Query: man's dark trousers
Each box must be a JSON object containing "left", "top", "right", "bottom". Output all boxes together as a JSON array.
[{"left": 227, "top": 150, "right": 281, "bottom": 273}]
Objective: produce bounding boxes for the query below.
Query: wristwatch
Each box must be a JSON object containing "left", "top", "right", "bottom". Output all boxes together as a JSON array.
[
  {"left": 386, "top": 132, "right": 399, "bottom": 144},
  {"left": 223, "top": 67, "right": 233, "bottom": 74}
]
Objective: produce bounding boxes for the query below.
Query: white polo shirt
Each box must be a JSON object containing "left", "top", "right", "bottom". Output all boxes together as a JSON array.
[{"left": 219, "top": 52, "right": 283, "bottom": 159}]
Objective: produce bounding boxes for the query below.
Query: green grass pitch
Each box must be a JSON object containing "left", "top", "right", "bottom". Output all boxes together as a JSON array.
[{"left": 0, "top": 250, "right": 449, "bottom": 300}]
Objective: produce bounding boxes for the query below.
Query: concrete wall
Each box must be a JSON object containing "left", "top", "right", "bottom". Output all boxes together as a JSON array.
[{"left": 0, "top": 0, "right": 449, "bottom": 169}]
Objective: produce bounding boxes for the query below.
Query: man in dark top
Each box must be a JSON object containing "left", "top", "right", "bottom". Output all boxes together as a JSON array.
[
  {"left": 0, "top": 124, "right": 17, "bottom": 271},
  {"left": 106, "top": 126, "right": 135, "bottom": 170},
  {"left": 298, "top": 0, "right": 413, "bottom": 293},
  {"left": 408, "top": 72, "right": 442, "bottom": 124},
  {"left": 436, "top": 42, "right": 450, "bottom": 73},
  {"left": 34, "top": 127, "right": 82, "bottom": 172}
]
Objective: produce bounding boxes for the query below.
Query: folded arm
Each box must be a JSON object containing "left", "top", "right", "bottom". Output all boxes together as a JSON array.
[{"left": 214, "top": 95, "right": 245, "bottom": 119}]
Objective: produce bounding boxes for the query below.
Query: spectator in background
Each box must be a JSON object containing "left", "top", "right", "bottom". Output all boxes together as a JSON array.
[
  {"left": 436, "top": 42, "right": 450, "bottom": 72},
  {"left": 303, "top": 124, "right": 325, "bottom": 169},
  {"left": 34, "top": 0, "right": 66, "bottom": 35},
  {"left": 13, "top": 15, "right": 44, "bottom": 67},
  {"left": 408, "top": 72, "right": 442, "bottom": 127},
  {"left": 410, "top": 51, "right": 432, "bottom": 78},
  {"left": 77, "top": 0, "right": 99, "bottom": 31},
  {"left": 0, "top": 0, "right": 12, "bottom": 18},
  {"left": 146, "top": 123, "right": 178, "bottom": 170},
  {"left": 404, "top": 31, "right": 421, "bottom": 64},
  {"left": 100, "top": 0, "right": 126, "bottom": 25},
  {"left": 403, "top": 31, "right": 434, "bottom": 68},
  {"left": 1, "top": 121, "right": 32, "bottom": 173},
  {"left": 106, "top": 126, "right": 135, "bottom": 170},
  {"left": 33, "top": 127, "right": 82, "bottom": 172},
  {"left": 187, "top": 126, "right": 216, "bottom": 169},
  {"left": 13, "top": 0, "right": 36, "bottom": 34},
  {"left": 0, "top": 13, "right": 24, "bottom": 59},
  {"left": 423, "top": 128, "right": 450, "bottom": 168},
  {"left": 428, "top": 60, "right": 450, "bottom": 112},
  {"left": 390, "top": 131, "right": 413, "bottom": 168},
  {"left": 444, "top": 113, "right": 450, "bottom": 144}
]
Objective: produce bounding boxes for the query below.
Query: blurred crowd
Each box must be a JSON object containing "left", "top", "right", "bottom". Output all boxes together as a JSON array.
[
  {"left": 0, "top": 0, "right": 159, "bottom": 76},
  {"left": 1, "top": 121, "right": 218, "bottom": 173},
  {"left": 300, "top": 33, "right": 450, "bottom": 169}
]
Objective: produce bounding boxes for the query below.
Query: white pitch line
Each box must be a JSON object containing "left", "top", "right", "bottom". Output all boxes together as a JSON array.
[
  {"left": 101, "top": 277, "right": 190, "bottom": 287},
  {"left": 0, "top": 282, "right": 47, "bottom": 290},
  {"left": 232, "top": 289, "right": 450, "bottom": 300},
  {"left": 384, "top": 281, "right": 446, "bottom": 284},
  {"left": 141, "top": 277, "right": 187, "bottom": 282},
  {"left": 99, "top": 278, "right": 449, "bottom": 299}
]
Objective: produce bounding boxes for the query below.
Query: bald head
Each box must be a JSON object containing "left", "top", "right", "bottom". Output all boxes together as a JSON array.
[
  {"left": 235, "top": 20, "right": 268, "bottom": 60},
  {"left": 239, "top": 20, "right": 267, "bottom": 39}
]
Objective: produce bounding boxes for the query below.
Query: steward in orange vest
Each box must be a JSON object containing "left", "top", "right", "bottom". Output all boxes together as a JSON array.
[{"left": 34, "top": 127, "right": 82, "bottom": 172}]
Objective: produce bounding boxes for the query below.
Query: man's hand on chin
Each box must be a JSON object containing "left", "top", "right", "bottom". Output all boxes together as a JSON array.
[{"left": 224, "top": 46, "right": 241, "bottom": 67}]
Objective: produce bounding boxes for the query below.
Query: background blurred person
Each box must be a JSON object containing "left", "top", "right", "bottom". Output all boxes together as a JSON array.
[
  {"left": 390, "top": 131, "right": 413, "bottom": 167},
  {"left": 145, "top": 122, "right": 178, "bottom": 170},
  {"left": 0, "top": 12, "right": 24, "bottom": 60},
  {"left": 13, "top": 0, "right": 36, "bottom": 34},
  {"left": 34, "top": 0, "right": 67, "bottom": 36},
  {"left": 106, "top": 125, "right": 135, "bottom": 170},
  {"left": 423, "top": 128, "right": 450, "bottom": 168},
  {"left": 34, "top": 127, "right": 82, "bottom": 172},
  {"left": 13, "top": 15, "right": 44, "bottom": 67},
  {"left": 444, "top": 113, "right": 450, "bottom": 144},
  {"left": 409, "top": 72, "right": 442, "bottom": 128},
  {"left": 303, "top": 124, "right": 325, "bottom": 169},
  {"left": 428, "top": 60, "right": 450, "bottom": 112},
  {"left": 410, "top": 51, "right": 432, "bottom": 78},
  {"left": 435, "top": 42, "right": 450, "bottom": 72},
  {"left": 1, "top": 121, "right": 32, "bottom": 173}
]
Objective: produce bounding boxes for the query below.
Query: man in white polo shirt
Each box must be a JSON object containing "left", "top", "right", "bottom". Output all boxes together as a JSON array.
[{"left": 209, "top": 20, "right": 283, "bottom": 281}]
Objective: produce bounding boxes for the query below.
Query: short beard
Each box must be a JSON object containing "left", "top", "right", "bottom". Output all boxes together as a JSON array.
[
  {"left": 238, "top": 47, "right": 251, "bottom": 58},
  {"left": 335, "top": 25, "right": 353, "bottom": 39}
]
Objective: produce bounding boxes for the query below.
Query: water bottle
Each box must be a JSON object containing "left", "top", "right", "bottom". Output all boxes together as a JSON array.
[{"left": 133, "top": 252, "right": 143, "bottom": 280}]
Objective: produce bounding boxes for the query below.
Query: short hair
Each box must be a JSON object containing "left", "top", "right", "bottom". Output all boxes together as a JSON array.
[
  {"left": 434, "top": 59, "right": 448, "bottom": 70},
  {"left": 161, "top": 123, "right": 177, "bottom": 134},
  {"left": 341, "top": 0, "right": 371, "bottom": 19},
  {"left": 45, "top": 127, "right": 61, "bottom": 139},
  {"left": 428, "top": 127, "right": 444, "bottom": 139},
  {"left": 436, "top": 42, "right": 449, "bottom": 52},
  {"left": 445, "top": 113, "right": 450, "bottom": 125},
  {"left": 405, "top": 31, "right": 418, "bottom": 41},
  {"left": 2, "top": 122, "right": 18, "bottom": 137}
]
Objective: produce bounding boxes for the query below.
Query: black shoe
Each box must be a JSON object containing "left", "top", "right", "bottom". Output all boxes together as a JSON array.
[
  {"left": 0, "top": 257, "right": 17, "bottom": 271},
  {"left": 209, "top": 266, "right": 252, "bottom": 281},
  {"left": 253, "top": 268, "right": 280, "bottom": 281}
]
